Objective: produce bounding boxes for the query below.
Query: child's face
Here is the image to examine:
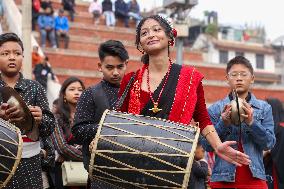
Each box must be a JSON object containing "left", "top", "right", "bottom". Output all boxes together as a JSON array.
[
  {"left": 226, "top": 64, "right": 254, "bottom": 95},
  {"left": 98, "top": 56, "right": 127, "bottom": 86},
  {"left": 195, "top": 145, "right": 205, "bottom": 160},
  {"left": 0, "top": 41, "right": 23, "bottom": 77}
]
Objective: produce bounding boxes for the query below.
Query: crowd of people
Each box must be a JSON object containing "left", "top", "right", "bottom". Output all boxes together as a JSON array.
[
  {"left": 0, "top": 10, "right": 283, "bottom": 189},
  {"left": 31, "top": 0, "right": 142, "bottom": 49}
]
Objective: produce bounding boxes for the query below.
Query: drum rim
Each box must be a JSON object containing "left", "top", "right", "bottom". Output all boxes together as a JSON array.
[{"left": 1, "top": 120, "right": 23, "bottom": 188}]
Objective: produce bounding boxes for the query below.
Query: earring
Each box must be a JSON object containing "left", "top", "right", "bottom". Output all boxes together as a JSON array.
[
  {"left": 169, "top": 40, "right": 174, "bottom": 46},
  {"left": 64, "top": 98, "right": 67, "bottom": 103}
]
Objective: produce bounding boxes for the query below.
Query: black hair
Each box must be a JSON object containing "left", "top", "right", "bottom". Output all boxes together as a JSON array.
[
  {"left": 53, "top": 98, "right": 59, "bottom": 105},
  {"left": 135, "top": 15, "right": 175, "bottom": 64},
  {"left": 59, "top": 8, "right": 64, "bottom": 13},
  {"left": 226, "top": 56, "right": 254, "bottom": 74},
  {"left": 0, "top": 33, "right": 24, "bottom": 52},
  {"left": 98, "top": 40, "right": 129, "bottom": 62},
  {"left": 57, "top": 77, "right": 85, "bottom": 124}
]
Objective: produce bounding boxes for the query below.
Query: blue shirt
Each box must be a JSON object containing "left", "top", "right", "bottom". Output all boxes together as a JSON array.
[
  {"left": 203, "top": 93, "right": 275, "bottom": 182},
  {"left": 37, "top": 15, "right": 55, "bottom": 29},
  {"left": 55, "top": 16, "right": 69, "bottom": 31}
]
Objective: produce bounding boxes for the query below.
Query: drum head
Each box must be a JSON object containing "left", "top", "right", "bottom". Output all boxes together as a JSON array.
[{"left": 0, "top": 118, "right": 23, "bottom": 188}]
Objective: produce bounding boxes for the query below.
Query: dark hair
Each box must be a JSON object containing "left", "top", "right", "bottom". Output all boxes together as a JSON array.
[
  {"left": 266, "top": 98, "right": 284, "bottom": 127},
  {"left": 59, "top": 8, "right": 64, "bottom": 14},
  {"left": 53, "top": 98, "right": 59, "bottom": 105},
  {"left": 98, "top": 40, "right": 129, "bottom": 62},
  {"left": 0, "top": 33, "right": 24, "bottom": 52},
  {"left": 57, "top": 77, "right": 85, "bottom": 124},
  {"left": 135, "top": 15, "right": 175, "bottom": 64},
  {"left": 226, "top": 56, "right": 254, "bottom": 74}
]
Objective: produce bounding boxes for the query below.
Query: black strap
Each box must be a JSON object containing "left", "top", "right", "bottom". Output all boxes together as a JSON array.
[{"left": 115, "top": 73, "right": 136, "bottom": 110}]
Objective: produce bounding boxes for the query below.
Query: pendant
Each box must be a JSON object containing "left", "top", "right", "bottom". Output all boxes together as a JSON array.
[{"left": 149, "top": 102, "right": 162, "bottom": 113}]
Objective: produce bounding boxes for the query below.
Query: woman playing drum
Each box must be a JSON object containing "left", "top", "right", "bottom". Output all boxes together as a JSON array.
[{"left": 119, "top": 15, "right": 250, "bottom": 171}]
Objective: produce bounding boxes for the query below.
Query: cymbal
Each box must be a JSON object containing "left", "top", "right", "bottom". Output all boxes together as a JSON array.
[{"left": 0, "top": 86, "right": 38, "bottom": 140}]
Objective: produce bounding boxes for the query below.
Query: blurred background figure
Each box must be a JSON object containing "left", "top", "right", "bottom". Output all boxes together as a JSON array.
[
  {"left": 264, "top": 98, "right": 284, "bottom": 189},
  {"left": 51, "top": 77, "right": 85, "bottom": 189},
  {"left": 115, "top": 0, "right": 129, "bottom": 27},
  {"left": 62, "top": 0, "right": 76, "bottom": 22},
  {"left": 32, "top": 45, "right": 43, "bottom": 67},
  {"left": 102, "top": 0, "right": 115, "bottom": 27},
  {"left": 55, "top": 9, "right": 70, "bottom": 49},
  {"left": 88, "top": 0, "right": 102, "bottom": 25},
  {"left": 33, "top": 56, "right": 56, "bottom": 90},
  {"left": 32, "top": 0, "right": 42, "bottom": 31},
  {"left": 41, "top": 0, "right": 53, "bottom": 12},
  {"left": 127, "top": 0, "right": 142, "bottom": 27},
  {"left": 189, "top": 140, "right": 209, "bottom": 189},
  {"left": 37, "top": 7, "right": 57, "bottom": 48}
]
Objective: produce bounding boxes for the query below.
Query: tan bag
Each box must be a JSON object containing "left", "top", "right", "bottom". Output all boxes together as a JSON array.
[{"left": 61, "top": 161, "right": 88, "bottom": 186}]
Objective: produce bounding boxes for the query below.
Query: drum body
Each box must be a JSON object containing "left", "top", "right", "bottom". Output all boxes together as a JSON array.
[
  {"left": 0, "top": 118, "right": 23, "bottom": 188},
  {"left": 89, "top": 110, "right": 200, "bottom": 189}
]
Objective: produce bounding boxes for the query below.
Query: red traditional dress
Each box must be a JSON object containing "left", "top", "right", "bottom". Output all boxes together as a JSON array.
[{"left": 119, "top": 63, "right": 211, "bottom": 136}]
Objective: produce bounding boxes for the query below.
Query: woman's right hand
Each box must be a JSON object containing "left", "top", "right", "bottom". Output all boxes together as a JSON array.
[{"left": 215, "top": 141, "right": 251, "bottom": 166}]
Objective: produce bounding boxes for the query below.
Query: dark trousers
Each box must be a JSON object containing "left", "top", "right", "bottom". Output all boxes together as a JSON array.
[
  {"left": 56, "top": 32, "right": 69, "bottom": 49},
  {"left": 115, "top": 11, "right": 129, "bottom": 27}
]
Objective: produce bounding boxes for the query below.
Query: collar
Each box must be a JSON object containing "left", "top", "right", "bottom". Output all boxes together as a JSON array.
[
  {"left": 226, "top": 92, "right": 261, "bottom": 109},
  {"left": 102, "top": 79, "right": 120, "bottom": 88},
  {"left": 0, "top": 72, "right": 28, "bottom": 91}
]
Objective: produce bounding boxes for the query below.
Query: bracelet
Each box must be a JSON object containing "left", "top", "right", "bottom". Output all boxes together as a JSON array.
[{"left": 204, "top": 130, "right": 215, "bottom": 138}]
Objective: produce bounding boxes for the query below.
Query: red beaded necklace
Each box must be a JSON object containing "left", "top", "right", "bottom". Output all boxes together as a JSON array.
[{"left": 146, "top": 58, "right": 173, "bottom": 113}]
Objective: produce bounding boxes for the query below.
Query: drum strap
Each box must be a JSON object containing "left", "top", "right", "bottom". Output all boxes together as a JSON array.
[{"left": 115, "top": 73, "right": 136, "bottom": 110}]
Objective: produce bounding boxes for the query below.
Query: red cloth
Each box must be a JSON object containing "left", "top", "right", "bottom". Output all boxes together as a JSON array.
[
  {"left": 210, "top": 142, "right": 267, "bottom": 189},
  {"left": 22, "top": 136, "right": 35, "bottom": 142},
  {"left": 118, "top": 65, "right": 211, "bottom": 131},
  {"left": 33, "top": 0, "right": 41, "bottom": 12},
  {"left": 273, "top": 164, "right": 279, "bottom": 189}
]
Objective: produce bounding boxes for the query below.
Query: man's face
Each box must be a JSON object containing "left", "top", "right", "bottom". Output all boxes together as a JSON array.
[
  {"left": 226, "top": 64, "right": 254, "bottom": 95},
  {"left": 0, "top": 41, "right": 23, "bottom": 77},
  {"left": 98, "top": 56, "right": 127, "bottom": 85}
]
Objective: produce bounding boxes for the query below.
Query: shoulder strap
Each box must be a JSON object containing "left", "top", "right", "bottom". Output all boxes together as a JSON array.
[{"left": 115, "top": 73, "right": 136, "bottom": 110}]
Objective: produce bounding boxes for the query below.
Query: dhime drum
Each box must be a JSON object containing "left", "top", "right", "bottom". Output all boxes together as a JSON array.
[
  {"left": 89, "top": 110, "right": 200, "bottom": 189},
  {"left": 0, "top": 118, "right": 23, "bottom": 188}
]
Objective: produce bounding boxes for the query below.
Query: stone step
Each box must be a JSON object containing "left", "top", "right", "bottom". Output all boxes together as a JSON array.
[
  {"left": 44, "top": 48, "right": 142, "bottom": 72},
  {"left": 71, "top": 11, "right": 137, "bottom": 28},
  {"left": 44, "top": 48, "right": 280, "bottom": 84},
  {"left": 67, "top": 22, "right": 136, "bottom": 40},
  {"left": 33, "top": 32, "right": 203, "bottom": 61}
]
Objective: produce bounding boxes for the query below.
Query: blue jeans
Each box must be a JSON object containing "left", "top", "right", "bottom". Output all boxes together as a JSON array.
[
  {"left": 103, "top": 11, "right": 116, "bottom": 26},
  {"left": 40, "top": 29, "right": 56, "bottom": 48},
  {"left": 128, "top": 12, "right": 141, "bottom": 26}
]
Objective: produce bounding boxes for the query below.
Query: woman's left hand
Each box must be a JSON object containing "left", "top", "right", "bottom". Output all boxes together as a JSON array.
[{"left": 215, "top": 141, "right": 251, "bottom": 166}]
